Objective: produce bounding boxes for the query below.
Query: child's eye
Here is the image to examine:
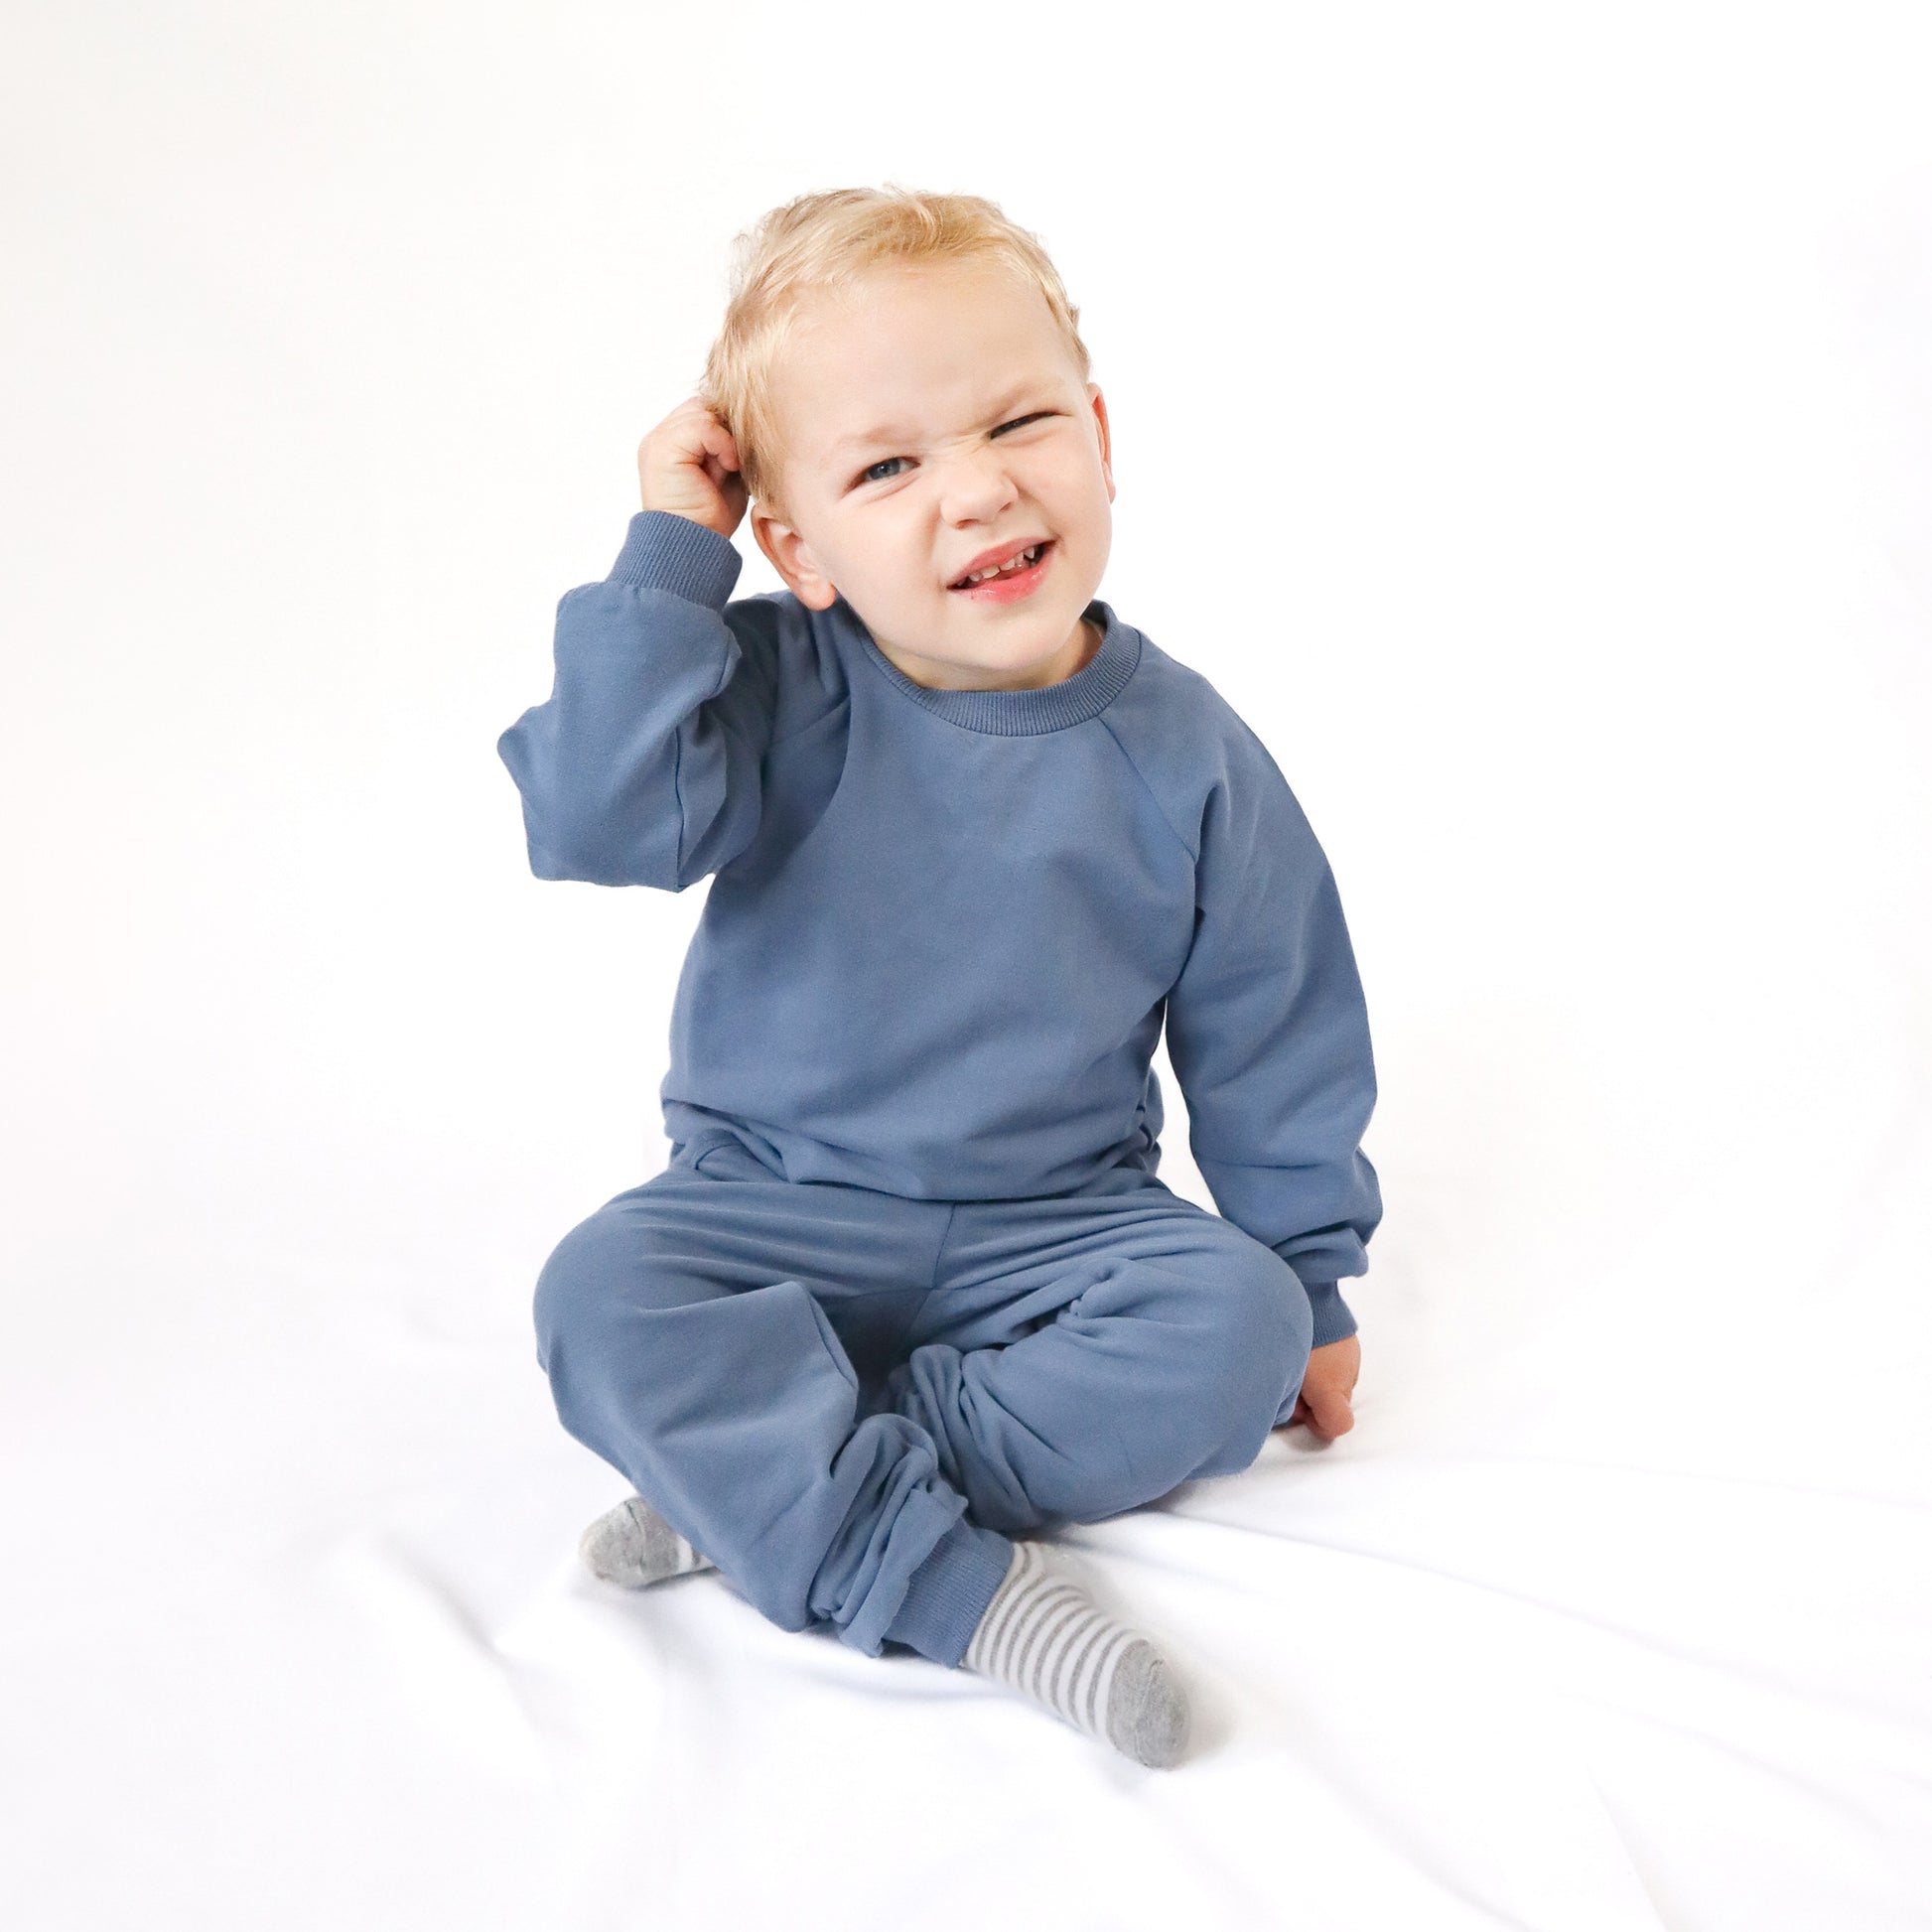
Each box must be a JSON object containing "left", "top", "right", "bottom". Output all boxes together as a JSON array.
[{"left": 854, "top": 413, "right": 1053, "bottom": 488}]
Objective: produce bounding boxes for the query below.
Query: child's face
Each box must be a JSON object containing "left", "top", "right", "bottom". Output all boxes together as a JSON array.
[{"left": 749, "top": 260, "right": 1115, "bottom": 693}]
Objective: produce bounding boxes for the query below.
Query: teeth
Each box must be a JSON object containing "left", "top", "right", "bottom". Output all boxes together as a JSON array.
[{"left": 957, "top": 544, "right": 1042, "bottom": 587}]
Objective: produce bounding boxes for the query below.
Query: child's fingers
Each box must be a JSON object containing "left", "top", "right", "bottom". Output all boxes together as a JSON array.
[
  {"left": 697, "top": 414, "right": 741, "bottom": 475},
  {"left": 1311, "top": 1390, "right": 1354, "bottom": 1437},
  {"left": 1288, "top": 1387, "right": 1354, "bottom": 1438}
]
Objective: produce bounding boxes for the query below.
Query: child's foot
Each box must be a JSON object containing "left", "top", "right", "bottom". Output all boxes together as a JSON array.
[
  {"left": 578, "top": 1494, "right": 717, "bottom": 1587},
  {"left": 961, "top": 1539, "right": 1190, "bottom": 1768}
]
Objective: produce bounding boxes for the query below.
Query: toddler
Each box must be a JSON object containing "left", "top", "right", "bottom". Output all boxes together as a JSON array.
[{"left": 497, "top": 186, "right": 1382, "bottom": 1769}]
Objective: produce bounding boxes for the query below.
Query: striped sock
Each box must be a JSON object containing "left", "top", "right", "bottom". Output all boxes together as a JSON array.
[
  {"left": 961, "top": 1540, "right": 1190, "bottom": 1768},
  {"left": 578, "top": 1494, "right": 717, "bottom": 1588}
]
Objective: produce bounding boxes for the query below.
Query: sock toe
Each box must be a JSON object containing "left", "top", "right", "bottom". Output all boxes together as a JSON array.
[
  {"left": 579, "top": 1494, "right": 718, "bottom": 1587},
  {"left": 579, "top": 1497, "right": 658, "bottom": 1586},
  {"left": 1106, "top": 1638, "right": 1191, "bottom": 1769}
]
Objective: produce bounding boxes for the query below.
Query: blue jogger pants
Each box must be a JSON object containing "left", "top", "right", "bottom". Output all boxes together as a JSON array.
[{"left": 533, "top": 1134, "right": 1316, "bottom": 1669}]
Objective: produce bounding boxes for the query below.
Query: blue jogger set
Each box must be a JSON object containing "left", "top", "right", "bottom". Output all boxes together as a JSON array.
[{"left": 500, "top": 509, "right": 1382, "bottom": 1668}]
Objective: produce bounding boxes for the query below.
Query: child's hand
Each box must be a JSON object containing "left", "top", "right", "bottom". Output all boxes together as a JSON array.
[
  {"left": 637, "top": 396, "right": 750, "bottom": 540},
  {"left": 1282, "top": 1334, "right": 1361, "bottom": 1440}
]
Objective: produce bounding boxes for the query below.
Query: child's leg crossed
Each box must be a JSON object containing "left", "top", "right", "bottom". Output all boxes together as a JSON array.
[
  {"left": 532, "top": 1154, "right": 1010, "bottom": 1664},
  {"left": 881, "top": 1174, "right": 1315, "bottom": 1537}
]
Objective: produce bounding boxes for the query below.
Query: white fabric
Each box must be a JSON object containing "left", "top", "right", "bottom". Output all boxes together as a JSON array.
[{"left": 6, "top": 6, "right": 1930, "bottom": 1928}]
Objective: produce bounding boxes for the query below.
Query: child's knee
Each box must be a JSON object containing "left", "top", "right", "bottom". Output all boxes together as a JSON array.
[
  {"left": 1214, "top": 1250, "right": 1314, "bottom": 1416},
  {"left": 532, "top": 1203, "right": 632, "bottom": 1371}
]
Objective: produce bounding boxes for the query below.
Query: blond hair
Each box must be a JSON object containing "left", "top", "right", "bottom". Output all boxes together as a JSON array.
[{"left": 696, "top": 184, "right": 1092, "bottom": 528}]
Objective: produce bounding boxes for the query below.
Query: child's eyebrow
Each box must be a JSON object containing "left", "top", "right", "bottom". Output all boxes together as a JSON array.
[{"left": 828, "top": 383, "right": 1042, "bottom": 458}]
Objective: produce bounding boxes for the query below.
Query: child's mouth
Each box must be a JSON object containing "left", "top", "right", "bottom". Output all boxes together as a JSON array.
[{"left": 949, "top": 540, "right": 1053, "bottom": 603}]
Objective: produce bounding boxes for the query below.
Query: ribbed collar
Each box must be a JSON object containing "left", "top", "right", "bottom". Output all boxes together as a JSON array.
[{"left": 843, "top": 597, "right": 1142, "bottom": 736}]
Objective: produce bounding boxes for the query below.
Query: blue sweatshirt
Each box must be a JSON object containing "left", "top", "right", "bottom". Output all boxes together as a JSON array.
[{"left": 498, "top": 511, "right": 1382, "bottom": 1346}]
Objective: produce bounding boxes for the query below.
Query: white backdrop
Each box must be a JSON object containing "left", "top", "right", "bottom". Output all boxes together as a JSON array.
[{"left": 5, "top": 4, "right": 1930, "bottom": 1929}]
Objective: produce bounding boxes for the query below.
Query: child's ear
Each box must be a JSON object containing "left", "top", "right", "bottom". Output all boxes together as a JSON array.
[
  {"left": 1087, "top": 382, "right": 1116, "bottom": 502},
  {"left": 750, "top": 507, "right": 839, "bottom": 610}
]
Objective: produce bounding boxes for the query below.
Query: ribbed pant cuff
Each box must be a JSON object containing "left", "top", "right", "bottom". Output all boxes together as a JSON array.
[{"left": 882, "top": 1515, "right": 1015, "bottom": 1668}]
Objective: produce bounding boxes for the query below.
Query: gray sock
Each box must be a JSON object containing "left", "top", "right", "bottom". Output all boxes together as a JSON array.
[
  {"left": 578, "top": 1494, "right": 717, "bottom": 1588},
  {"left": 962, "top": 1540, "right": 1190, "bottom": 1769}
]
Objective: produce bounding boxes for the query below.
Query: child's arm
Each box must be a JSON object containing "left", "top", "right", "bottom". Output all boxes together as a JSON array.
[
  {"left": 496, "top": 399, "right": 834, "bottom": 891},
  {"left": 1162, "top": 722, "right": 1383, "bottom": 1353}
]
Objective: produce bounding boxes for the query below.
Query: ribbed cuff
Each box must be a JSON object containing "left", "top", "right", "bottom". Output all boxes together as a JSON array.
[
  {"left": 1302, "top": 1279, "right": 1358, "bottom": 1348},
  {"left": 608, "top": 509, "right": 744, "bottom": 608},
  {"left": 881, "top": 1515, "right": 1015, "bottom": 1668}
]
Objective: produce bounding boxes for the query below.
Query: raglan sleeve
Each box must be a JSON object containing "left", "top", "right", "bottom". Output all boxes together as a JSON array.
[
  {"left": 1161, "top": 721, "right": 1383, "bottom": 1348},
  {"left": 496, "top": 509, "right": 830, "bottom": 892}
]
